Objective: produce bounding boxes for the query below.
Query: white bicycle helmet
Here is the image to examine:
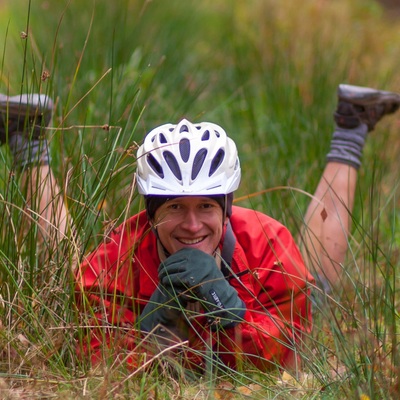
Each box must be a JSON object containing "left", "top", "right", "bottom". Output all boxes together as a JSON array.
[{"left": 136, "top": 119, "right": 241, "bottom": 195}]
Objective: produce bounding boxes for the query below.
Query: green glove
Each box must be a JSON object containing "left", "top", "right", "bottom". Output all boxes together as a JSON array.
[
  {"left": 158, "top": 248, "right": 246, "bottom": 329},
  {"left": 137, "top": 284, "right": 186, "bottom": 335}
]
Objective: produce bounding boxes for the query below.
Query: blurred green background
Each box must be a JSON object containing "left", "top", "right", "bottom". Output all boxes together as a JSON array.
[{"left": 1, "top": 0, "right": 399, "bottom": 223}]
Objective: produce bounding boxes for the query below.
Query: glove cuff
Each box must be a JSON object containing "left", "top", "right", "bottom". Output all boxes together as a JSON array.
[{"left": 207, "top": 299, "right": 246, "bottom": 330}]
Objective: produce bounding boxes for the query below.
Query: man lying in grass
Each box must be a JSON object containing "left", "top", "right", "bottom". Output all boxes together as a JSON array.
[
  {"left": 2, "top": 84, "right": 399, "bottom": 373},
  {"left": 77, "top": 118, "right": 313, "bottom": 372}
]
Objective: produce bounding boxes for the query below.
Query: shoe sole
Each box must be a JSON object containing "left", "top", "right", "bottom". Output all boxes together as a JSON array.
[
  {"left": 338, "top": 84, "right": 400, "bottom": 106},
  {"left": 0, "top": 94, "right": 53, "bottom": 120}
]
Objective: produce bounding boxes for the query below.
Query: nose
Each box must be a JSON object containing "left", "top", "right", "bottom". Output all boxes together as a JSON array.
[{"left": 180, "top": 209, "right": 202, "bottom": 231}]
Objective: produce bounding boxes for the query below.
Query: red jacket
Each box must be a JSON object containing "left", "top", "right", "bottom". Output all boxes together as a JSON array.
[{"left": 76, "top": 205, "right": 314, "bottom": 371}]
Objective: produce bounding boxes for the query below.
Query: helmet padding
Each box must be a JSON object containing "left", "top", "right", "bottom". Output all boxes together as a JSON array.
[{"left": 145, "top": 193, "right": 234, "bottom": 221}]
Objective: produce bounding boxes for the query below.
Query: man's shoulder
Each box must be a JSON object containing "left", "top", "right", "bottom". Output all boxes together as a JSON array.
[
  {"left": 112, "top": 210, "right": 152, "bottom": 238},
  {"left": 230, "top": 205, "right": 282, "bottom": 226},
  {"left": 229, "top": 205, "right": 289, "bottom": 241}
]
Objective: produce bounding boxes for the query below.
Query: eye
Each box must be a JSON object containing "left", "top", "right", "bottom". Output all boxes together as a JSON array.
[
  {"left": 166, "top": 203, "right": 181, "bottom": 210},
  {"left": 200, "top": 202, "right": 215, "bottom": 209}
]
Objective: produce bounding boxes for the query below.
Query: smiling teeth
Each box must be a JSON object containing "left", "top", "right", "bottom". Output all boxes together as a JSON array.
[{"left": 180, "top": 237, "right": 204, "bottom": 244}]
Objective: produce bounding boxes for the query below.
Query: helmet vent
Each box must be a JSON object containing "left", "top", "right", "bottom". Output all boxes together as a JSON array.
[
  {"left": 137, "top": 120, "right": 241, "bottom": 196},
  {"left": 209, "top": 148, "right": 225, "bottom": 176},
  {"left": 179, "top": 138, "right": 190, "bottom": 162},
  {"left": 147, "top": 153, "right": 164, "bottom": 178},
  {"left": 163, "top": 151, "right": 182, "bottom": 180},
  {"left": 179, "top": 124, "right": 189, "bottom": 133},
  {"left": 201, "top": 130, "right": 210, "bottom": 141},
  {"left": 192, "top": 148, "right": 207, "bottom": 180}
]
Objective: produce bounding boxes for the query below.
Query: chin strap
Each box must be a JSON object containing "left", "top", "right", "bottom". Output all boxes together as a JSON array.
[
  {"left": 220, "top": 221, "right": 236, "bottom": 277},
  {"left": 153, "top": 226, "right": 171, "bottom": 261},
  {"left": 220, "top": 221, "right": 251, "bottom": 284}
]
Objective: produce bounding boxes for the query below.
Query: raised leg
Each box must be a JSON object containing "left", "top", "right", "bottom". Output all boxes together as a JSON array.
[
  {"left": 20, "top": 164, "right": 70, "bottom": 246},
  {"left": 1, "top": 93, "right": 71, "bottom": 256},
  {"left": 300, "top": 84, "right": 400, "bottom": 291},
  {"left": 301, "top": 162, "right": 357, "bottom": 289}
]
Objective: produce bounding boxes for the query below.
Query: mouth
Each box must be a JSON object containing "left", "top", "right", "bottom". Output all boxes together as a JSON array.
[{"left": 177, "top": 236, "right": 206, "bottom": 245}]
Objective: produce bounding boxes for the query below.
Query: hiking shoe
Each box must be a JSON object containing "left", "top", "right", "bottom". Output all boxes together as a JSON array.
[
  {"left": 334, "top": 84, "right": 400, "bottom": 131},
  {"left": 0, "top": 93, "right": 53, "bottom": 145}
]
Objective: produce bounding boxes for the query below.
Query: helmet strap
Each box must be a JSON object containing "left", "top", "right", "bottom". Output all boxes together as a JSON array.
[{"left": 152, "top": 226, "right": 172, "bottom": 260}]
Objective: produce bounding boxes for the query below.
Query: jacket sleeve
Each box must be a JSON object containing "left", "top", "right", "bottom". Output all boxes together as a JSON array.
[
  {"left": 219, "top": 216, "right": 314, "bottom": 371},
  {"left": 75, "top": 216, "right": 155, "bottom": 368}
]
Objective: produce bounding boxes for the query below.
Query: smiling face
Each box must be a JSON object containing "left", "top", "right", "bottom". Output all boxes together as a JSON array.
[{"left": 152, "top": 196, "right": 227, "bottom": 256}]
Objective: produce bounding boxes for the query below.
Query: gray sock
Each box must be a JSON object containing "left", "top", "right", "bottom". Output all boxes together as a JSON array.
[
  {"left": 8, "top": 134, "right": 50, "bottom": 168},
  {"left": 326, "top": 123, "right": 368, "bottom": 169}
]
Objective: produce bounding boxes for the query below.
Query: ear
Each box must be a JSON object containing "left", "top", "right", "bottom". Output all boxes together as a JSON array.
[
  {"left": 149, "top": 217, "right": 156, "bottom": 228},
  {"left": 147, "top": 213, "right": 157, "bottom": 231}
]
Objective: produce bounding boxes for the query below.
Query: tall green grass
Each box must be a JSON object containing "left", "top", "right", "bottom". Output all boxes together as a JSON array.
[{"left": 0, "top": 0, "right": 399, "bottom": 398}]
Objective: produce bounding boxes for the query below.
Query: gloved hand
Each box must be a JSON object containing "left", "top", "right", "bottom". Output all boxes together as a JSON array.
[
  {"left": 137, "top": 284, "right": 186, "bottom": 334},
  {"left": 158, "top": 248, "right": 246, "bottom": 329}
]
